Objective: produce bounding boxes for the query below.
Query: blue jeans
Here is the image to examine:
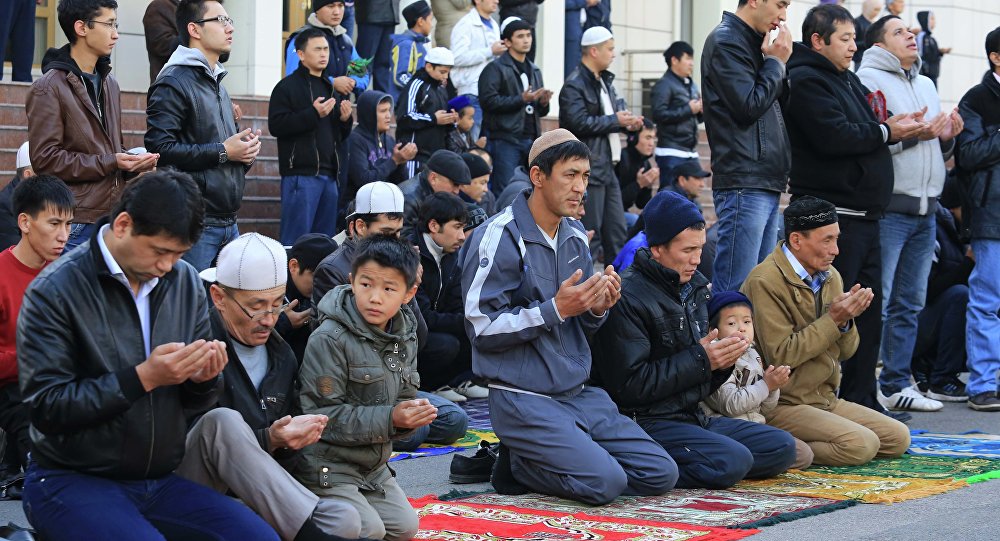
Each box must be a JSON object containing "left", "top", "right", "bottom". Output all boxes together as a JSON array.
[
  {"left": 966, "top": 239, "right": 1000, "bottom": 396},
  {"left": 711, "top": 189, "right": 780, "bottom": 293},
  {"left": 488, "top": 138, "right": 533, "bottom": 196},
  {"left": 463, "top": 94, "right": 483, "bottom": 142},
  {"left": 878, "top": 212, "right": 936, "bottom": 394},
  {"left": 279, "top": 174, "right": 339, "bottom": 245},
  {"left": 393, "top": 391, "right": 469, "bottom": 451},
  {"left": 183, "top": 223, "right": 240, "bottom": 272},
  {"left": 355, "top": 23, "right": 393, "bottom": 93},
  {"left": 342, "top": 4, "right": 355, "bottom": 40},
  {"left": 0, "top": 0, "right": 34, "bottom": 82},
  {"left": 22, "top": 463, "right": 278, "bottom": 541},
  {"left": 65, "top": 223, "right": 97, "bottom": 253}
]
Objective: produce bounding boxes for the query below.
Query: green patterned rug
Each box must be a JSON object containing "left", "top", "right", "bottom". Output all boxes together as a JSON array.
[{"left": 808, "top": 454, "right": 1000, "bottom": 482}]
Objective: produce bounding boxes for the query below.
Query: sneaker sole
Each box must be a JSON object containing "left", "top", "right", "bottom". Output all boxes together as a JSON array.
[
  {"left": 925, "top": 391, "right": 968, "bottom": 403},
  {"left": 883, "top": 395, "right": 943, "bottom": 412},
  {"left": 968, "top": 402, "right": 1000, "bottom": 412}
]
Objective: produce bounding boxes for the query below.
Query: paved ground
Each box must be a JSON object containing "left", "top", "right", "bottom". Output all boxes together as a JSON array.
[{"left": 2, "top": 400, "right": 997, "bottom": 539}]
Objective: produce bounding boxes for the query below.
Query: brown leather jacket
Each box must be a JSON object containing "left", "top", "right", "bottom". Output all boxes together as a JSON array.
[
  {"left": 26, "top": 46, "right": 124, "bottom": 224},
  {"left": 143, "top": 0, "right": 180, "bottom": 82}
]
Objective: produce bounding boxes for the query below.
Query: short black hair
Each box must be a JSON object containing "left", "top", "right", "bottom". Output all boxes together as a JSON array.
[
  {"left": 295, "top": 27, "right": 327, "bottom": 52},
  {"left": 176, "top": 0, "right": 223, "bottom": 47},
  {"left": 709, "top": 301, "right": 753, "bottom": 330},
  {"left": 108, "top": 169, "right": 205, "bottom": 245},
  {"left": 866, "top": 15, "right": 900, "bottom": 48},
  {"left": 803, "top": 4, "right": 854, "bottom": 46},
  {"left": 627, "top": 117, "right": 656, "bottom": 148},
  {"left": 418, "top": 192, "right": 467, "bottom": 233},
  {"left": 12, "top": 175, "right": 74, "bottom": 218},
  {"left": 57, "top": 0, "right": 118, "bottom": 44},
  {"left": 353, "top": 212, "right": 404, "bottom": 228},
  {"left": 986, "top": 26, "right": 1000, "bottom": 72},
  {"left": 529, "top": 140, "right": 591, "bottom": 176},
  {"left": 351, "top": 234, "right": 420, "bottom": 289},
  {"left": 663, "top": 41, "right": 694, "bottom": 64}
]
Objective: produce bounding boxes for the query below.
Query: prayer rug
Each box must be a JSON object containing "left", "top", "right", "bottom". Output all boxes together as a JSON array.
[
  {"left": 732, "top": 470, "right": 966, "bottom": 504},
  {"left": 808, "top": 454, "right": 1000, "bottom": 481},
  {"left": 459, "top": 398, "right": 492, "bottom": 430},
  {"left": 388, "top": 429, "right": 498, "bottom": 461},
  {"left": 410, "top": 495, "right": 758, "bottom": 541},
  {"left": 907, "top": 431, "right": 1000, "bottom": 459},
  {"left": 445, "top": 489, "right": 856, "bottom": 529}
]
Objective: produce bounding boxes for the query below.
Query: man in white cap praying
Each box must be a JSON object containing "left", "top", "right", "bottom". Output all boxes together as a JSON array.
[
  {"left": 394, "top": 46, "right": 457, "bottom": 177},
  {"left": 0, "top": 142, "right": 36, "bottom": 249}
]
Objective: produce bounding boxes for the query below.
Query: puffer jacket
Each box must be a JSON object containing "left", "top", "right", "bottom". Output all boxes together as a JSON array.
[
  {"left": 295, "top": 284, "right": 418, "bottom": 491},
  {"left": 956, "top": 72, "right": 1000, "bottom": 240},
  {"left": 701, "top": 11, "right": 790, "bottom": 192},
  {"left": 146, "top": 46, "right": 245, "bottom": 224},
  {"left": 26, "top": 45, "right": 125, "bottom": 224},
  {"left": 17, "top": 223, "right": 220, "bottom": 479},
  {"left": 559, "top": 64, "right": 625, "bottom": 186},
  {"left": 478, "top": 52, "right": 549, "bottom": 143},
  {"left": 701, "top": 346, "right": 778, "bottom": 423},
  {"left": 650, "top": 69, "right": 702, "bottom": 153},
  {"left": 592, "top": 248, "right": 728, "bottom": 425}
]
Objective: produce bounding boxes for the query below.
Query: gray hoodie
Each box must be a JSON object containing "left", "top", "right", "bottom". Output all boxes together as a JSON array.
[{"left": 857, "top": 46, "right": 950, "bottom": 216}]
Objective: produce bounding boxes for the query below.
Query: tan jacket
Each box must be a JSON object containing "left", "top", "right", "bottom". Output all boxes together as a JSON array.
[
  {"left": 741, "top": 243, "right": 859, "bottom": 410},
  {"left": 26, "top": 46, "right": 124, "bottom": 224}
]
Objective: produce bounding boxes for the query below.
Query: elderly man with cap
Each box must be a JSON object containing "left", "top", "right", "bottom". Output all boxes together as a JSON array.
[
  {"left": 560, "top": 26, "right": 642, "bottom": 265},
  {"left": 395, "top": 46, "right": 457, "bottom": 178},
  {"left": 479, "top": 17, "right": 552, "bottom": 197},
  {"left": 593, "top": 190, "right": 796, "bottom": 489},
  {"left": 187, "top": 232, "right": 370, "bottom": 541},
  {"left": 275, "top": 233, "right": 339, "bottom": 364},
  {"left": 742, "top": 196, "right": 910, "bottom": 466},
  {"left": 460, "top": 128, "right": 677, "bottom": 505},
  {"left": 389, "top": 0, "right": 433, "bottom": 102},
  {"left": 399, "top": 149, "right": 471, "bottom": 239},
  {"left": 0, "top": 142, "right": 36, "bottom": 250}
]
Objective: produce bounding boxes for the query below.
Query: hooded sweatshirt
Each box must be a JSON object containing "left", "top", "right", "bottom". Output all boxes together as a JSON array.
[
  {"left": 284, "top": 12, "right": 370, "bottom": 93},
  {"left": 345, "top": 90, "right": 406, "bottom": 204},
  {"left": 858, "top": 46, "right": 949, "bottom": 216}
]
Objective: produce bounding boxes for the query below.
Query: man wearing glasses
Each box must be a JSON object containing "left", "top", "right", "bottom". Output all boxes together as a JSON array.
[
  {"left": 146, "top": 0, "right": 262, "bottom": 271},
  {"left": 183, "top": 232, "right": 371, "bottom": 541},
  {"left": 26, "top": 0, "right": 159, "bottom": 254}
]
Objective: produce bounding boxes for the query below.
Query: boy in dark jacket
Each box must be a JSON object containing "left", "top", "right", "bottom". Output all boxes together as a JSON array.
[
  {"left": 394, "top": 47, "right": 457, "bottom": 178},
  {"left": 345, "top": 91, "right": 416, "bottom": 207}
]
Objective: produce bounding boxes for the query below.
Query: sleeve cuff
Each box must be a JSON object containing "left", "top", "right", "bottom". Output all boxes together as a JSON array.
[
  {"left": 764, "top": 55, "right": 787, "bottom": 76},
  {"left": 546, "top": 298, "right": 564, "bottom": 325},
  {"left": 116, "top": 367, "right": 147, "bottom": 402},
  {"left": 880, "top": 123, "right": 889, "bottom": 143}
]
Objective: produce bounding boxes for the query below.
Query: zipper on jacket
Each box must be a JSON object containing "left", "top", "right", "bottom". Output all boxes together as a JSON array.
[{"left": 144, "top": 394, "right": 156, "bottom": 477}]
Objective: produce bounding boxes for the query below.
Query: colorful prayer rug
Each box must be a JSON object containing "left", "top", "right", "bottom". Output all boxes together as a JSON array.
[
  {"left": 410, "top": 495, "right": 758, "bottom": 541},
  {"left": 459, "top": 398, "right": 492, "bottom": 430},
  {"left": 446, "top": 489, "right": 856, "bottom": 529},
  {"left": 808, "top": 454, "right": 1000, "bottom": 481},
  {"left": 388, "top": 429, "right": 498, "bottom": 461},
  {"left": 907, "top": 431, "right": 1000, "bottom": 459},
  {"left": 732, "top": 470, "right": 966, "bottom": 504}
]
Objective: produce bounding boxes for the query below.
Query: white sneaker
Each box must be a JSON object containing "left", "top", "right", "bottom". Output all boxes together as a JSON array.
[
  {"left": 455, "top": 380, "right": 490, "bottom": 399},
  {"left": 878, "top": 385, "right": 943, "bottom": 412},
  {"left": 434, "top": 386, "right": 467, "bottom": 403}
]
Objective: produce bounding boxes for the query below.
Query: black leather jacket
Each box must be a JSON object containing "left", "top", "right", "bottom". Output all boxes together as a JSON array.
[
  {"left": 701, "top": 12, "right": 790, "bottom": 192},
  {"left": 146, "top": 47, "right": 246, "bottom": 224},
  {"left": 592, "top": 248, "right": 730, "bottom": 425},
  {"left": 18, "top": 224, "right": 221, "bottom": 479},
  {"left": 957, "top": 71, "right": 1000, "bottom": 240},
  {"left": 478, "top": 53, "right": 549, "bottom": 143},
  {"left": 559, "top": 64, "right": 625, "bottom": 186},
  {"left": 650, "top": 70, "right": 702, "bottom": 152}
]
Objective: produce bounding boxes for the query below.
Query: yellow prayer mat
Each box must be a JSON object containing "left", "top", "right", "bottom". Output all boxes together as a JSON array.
[{"left": 731, "top": 469, "right": 967, "bottom": 504}]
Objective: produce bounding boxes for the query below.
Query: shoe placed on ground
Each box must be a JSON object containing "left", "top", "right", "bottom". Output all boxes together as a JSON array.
[
  {"left": 434, "top": 386, "right": 467, "bottom": 403},
  {"left": 913, "top": 369, "right": 931, "bottom": 394},
  {"left": 926, "top": 377, "right": 967, "bottom": 402},
  {"left": 491, "top": 442, "right": 530, "bottom": 495},
  {"left": 968, "top": 391, "right": 1000, "bottom": 412},
  {"left": 454, "top": 380, "right": 489, "bottom": 399},
  {"left": 449, "top": 440, "right": 496, "bottom": 484},
  {"left": 0, "top": 473, "right": 23, "bottom": 501},
  {"left": 878, "top": 385, "right": 943, "bottom": 412},
  {"left": 881, "top": 407, "right": 912, "bottom": 423}
]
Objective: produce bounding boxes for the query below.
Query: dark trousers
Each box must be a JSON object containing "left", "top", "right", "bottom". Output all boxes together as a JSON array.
[
  {"left": 22, "top": 464, "right": 279, "bottom": 541},
  {"left": 0, "top": 0, "right": 35, "bottom": 82},
  {"left": 418, "top": 331, "right": 471, "bottom": 391},
  {"left": 488, "top": 137, "right": 533, "bottom": 197},
  {"left": 0, "top": 384, "right": 29, "bottom": 470},
  {"left": 637, "top": 415, "right": 796, "bottom": 489},
  {"left": 831, "top": 216, "right": 883, "bottom": 410},
  {"left": 913, "top": 284, "right": 969, "bottom": 386},
  {"left": 582, "top": 179, "right": 627, "bottom": 264},
  {"left": 355, "top": 23, "right": 393, "bottom": 93}
]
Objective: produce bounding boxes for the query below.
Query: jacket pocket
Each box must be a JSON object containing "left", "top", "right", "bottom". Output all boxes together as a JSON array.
[
  {"left": 655, "top": 315, "right": 686, "bottom": 350},
  {"left": 756, "top": 121, "right": 766, "bottom": 161},
  {"left": 347, "top": 366, "right": 387, "bottom": 405}
]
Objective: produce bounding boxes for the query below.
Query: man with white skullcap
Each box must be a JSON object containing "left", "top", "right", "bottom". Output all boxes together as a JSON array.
[
  {"left": 394, "top": 46, "right": 457, "bottom": 177},
  {"left": 183, "top": 232, "right": 371, "bottom": 541},
  {"left": 0, "top": 142, "right": 37, "bottom": 249}
]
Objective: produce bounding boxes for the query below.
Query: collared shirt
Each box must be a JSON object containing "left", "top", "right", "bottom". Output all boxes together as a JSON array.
[
  {"left": 97, "top": 224, "right": 158, "bottom": 357},
  {"left": 781, "top": 243, "right": 829, "bottom": 294}
]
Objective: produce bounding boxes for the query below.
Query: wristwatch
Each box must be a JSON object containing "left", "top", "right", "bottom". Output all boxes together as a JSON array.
[{"left": 217, "top": 143, "right": 228, "bottom": 164}]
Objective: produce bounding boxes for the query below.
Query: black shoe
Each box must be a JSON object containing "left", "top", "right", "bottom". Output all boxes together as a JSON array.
[
  {"left": 927, "top": 377, "right": 968, "bottom": 403},
  {"left": 449, "top": 441, "right": 496, "bottom": 484},
  {"left": 0, "top": 473, "right": 23, "bottom": 501},
  {"left": 883, "top": 408, "right": 912, "bottom": 423},
  {"left": 968, "top": 391, "right": 1000, "bottom": 411},
  {"left": 490, "top": 443, "right": 530, "bottom": 495}
]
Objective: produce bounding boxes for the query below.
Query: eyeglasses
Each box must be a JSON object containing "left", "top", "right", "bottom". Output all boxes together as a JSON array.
[
  {"left": 222, "top": 287, "right": 290, "bottom": 322},
  {"left": 87, "top": 19, "right": 119, "bottom": 31},
  {"left": 195, "top": 15, "right": 236, "bottom": 27}
]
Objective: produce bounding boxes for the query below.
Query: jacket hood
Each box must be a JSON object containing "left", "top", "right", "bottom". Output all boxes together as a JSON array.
[
  {"left": 41, "top": 44, "right": 112, "bottom": 76},
  {"left": 788, "top": 42, "right": 843, "bottom": 75},
  {"left": 917, "top": 11, "right": 931, "bottom": 33},
  {"left": 306, "top": 12, "right": 347, "bottom": 37},
  {"left": 162, "top": 45, "right": 227, "bottom": 81},
  {"left": 317, "top": 284, "right": 417, "bottom": 345},
  {"left": 860, "top": 44, "right": 921, "bottom": 79},
  {"left": 356, "top": 90, "right": 392, "bottom": 136}
]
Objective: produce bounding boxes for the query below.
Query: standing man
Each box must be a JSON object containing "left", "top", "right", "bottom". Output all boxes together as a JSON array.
[
  {"left": 269, "top": 27, "right": 354, "bottom": 245},
  {"left": 142, "top": 0, "right": 180, "bottom": 82},
  {"left": 956, "top": 26, "right": 1000, "bottom": 410},
  {"left": 499, "top": 0, "right": 543, "bottom": 62},
  {"left": 395, "top": 47, "right": 457, "bottom": 178},
  {"left": 389, "top": 0, "right": 432, "bottom": 103},
  {"left": 459, "top": 129, "right": 678, "bottom": 505},
  {"left": 701, "top": 0, "right": 793, "bottom": 293},
  {"left": 18, "top": 171, "right": 277, "bottom": 541},
  {"left": 28, "top": 0, "right": 159, "bottom": 253},
  {"left": 147, "top": 0, "right": 262, "bottom": 271},
  {"left": 650, "top": 41, "right": 702, "bottom": 187},
  {"left": 479, "top": 17, "right": 551, "bottom": 196},
  {"left": 560, "top": 26, "right": 640, "bottom": 264},
  {"left": 0, "top": 0, "right": 36, "bottom": 82},
  {"left": 853, "top": 0, "right": 881, "bottom": 70},
  {"left": 354, "top": 0, "right": 399, "bottom": 93},
  {"left": 858, "top": 14, "right": 963, "bottom": 414},
  {"left": 451, "top": 0, "right": 505, "bottom": 142},
  {"left": 431, "top": 0, "right": 470, "bottom": 49},
  {"left": 285, "top": 0, "right": 369, "bottom": 94}
]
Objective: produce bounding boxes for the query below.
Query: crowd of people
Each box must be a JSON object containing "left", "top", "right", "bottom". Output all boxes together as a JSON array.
[{"left": 0, "top": 0, "right": 999, "bottom": 539}]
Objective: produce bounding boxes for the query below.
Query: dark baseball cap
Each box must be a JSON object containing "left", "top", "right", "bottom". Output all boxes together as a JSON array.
[{"left": 674, "top": 160, "right": 711, "bottom": 179}]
